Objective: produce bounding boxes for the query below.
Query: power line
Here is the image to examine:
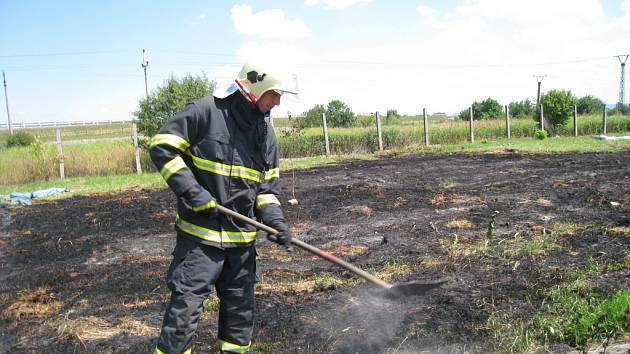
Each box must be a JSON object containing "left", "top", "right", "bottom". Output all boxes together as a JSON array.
[{"left": 0, "top": 49, "right": 132, "bottom": 58}]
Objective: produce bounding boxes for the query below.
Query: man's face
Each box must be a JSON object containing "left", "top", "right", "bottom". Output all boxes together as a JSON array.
[{"left": 256, "top": 90, "right": 282, "bottom": 113}]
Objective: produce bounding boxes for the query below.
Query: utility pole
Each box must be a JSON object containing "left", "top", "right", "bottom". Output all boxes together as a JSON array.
[
  {"left": 141, "top": 49, "right": 149, "bottom": 99},
  {"left": 2, "top": 71, "right": 12, "bottom": 135},
  {"left": 614, "top": 54, "right": 629, "bottom": 105},
  {"left": 534, "top": 74, "right": 546, "bottom": 107}
]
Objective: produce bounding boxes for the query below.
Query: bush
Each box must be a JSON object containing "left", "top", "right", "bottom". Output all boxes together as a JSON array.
[
  {"left": 609, "top": 103, "right": 630, "bottom": 115},
  {"left": 576, "top": 95, "right": 604, "bottom": 114},
  {"left": 300, "top": 104, "right": 325, "bottom": 128},
  {"left": 534, "top": 129, "right": 548, "bottom": 140},
  {"left": 6, "top": 131, "right": 36, "bottom": 148},
  {"left": 509, "top": 99, "right": 535, "bottom": 118},
  {"left": 133, "top": 74, "right": 216, "bottom": 140},
  {"left": 326, "top": 100, "right": 355, "bottom": 127},
  {"left": 535, "top": 89, "right": 577, "bottom": 130},
  {"left": 459, "top": 97, "right": 503, "bottom": 120},
  {"left": 355, "top": 115, "right": 374, "bottom": 127},
  {"left": 384, "top": 109, "right": 401, "bottom": 125}
]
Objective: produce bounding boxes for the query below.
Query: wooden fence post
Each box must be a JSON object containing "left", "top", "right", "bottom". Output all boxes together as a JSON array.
[
  {"left": 322, "top": 112, "right": 330, "bottom": 157},
  {"left": 423, "top": 108, "right": 429, "bottom": 146},
  {"left": 469, "top": 106, "right": 474, "bottom": 143},
  {"left": 505, "top": 105, "right": 511, "bottom": 139},
  {"left": 375, "top": 111, "right": 383, "bottom": 151},
  {"left": 56, "top": 128, "right": 65, "bottom": 179},
  {"left": 602, "top": 104, "right": 607, "bottom": 135},
  {"left": 132, "top": 123, "right": 142, "bottom": 174},
  {"left": 573, "top": 104, "right": 578, "bottom": 137}
]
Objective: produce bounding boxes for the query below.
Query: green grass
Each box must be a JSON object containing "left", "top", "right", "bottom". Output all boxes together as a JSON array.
[
  {"left": 0, "top": 154, "right": 373, "bottom": 197},
  {"left": 0, "top": 173, "right": 164, "bottom": 197},
  {"left": 415, "top": 135, "right": 630, "bottom": 154},
  {"left": 489, "top": 281, "right": 630, "bottom": 353},
  {"left": 1, "top": 132, "right": 629, "bottom": 195}
]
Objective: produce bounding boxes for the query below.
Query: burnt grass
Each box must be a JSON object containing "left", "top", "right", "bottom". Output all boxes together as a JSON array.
[{"left": 1, "top": 150, "right": 629, "bottom": 353}]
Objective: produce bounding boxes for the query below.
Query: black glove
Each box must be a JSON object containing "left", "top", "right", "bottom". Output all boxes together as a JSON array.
[
  {"left": 181, "top": 185, "right": 218, "bottom": 218},
  {"left": 266, "top": 221, "right": 293, "bottom": 252}
]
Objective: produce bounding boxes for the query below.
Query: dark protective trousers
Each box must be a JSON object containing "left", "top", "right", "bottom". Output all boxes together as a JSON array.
[{"left": 155, "top": 235, "right": 257, "bottom": 354}]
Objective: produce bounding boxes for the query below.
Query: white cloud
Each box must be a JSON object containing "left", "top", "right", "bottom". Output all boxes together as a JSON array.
[
  {"left": 190, "top": 14, "right": 207, "bottom": 26},
  {"left": 415, "top": 4, "right": 435, "bottom": 18},
  {"left": 231, "top": 4, "right": 310, "bottom": 40},
  {"left": 293, "top": 0, "right": 629, "bottom": 117},
  {"left": 304, "top": 0, "right": 372, "bottom": 10}
]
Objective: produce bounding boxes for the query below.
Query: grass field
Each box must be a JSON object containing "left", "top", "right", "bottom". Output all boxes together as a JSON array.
[
  {"left": 1, "top": 134, "right": 629, "bottom": 197},
  {"left": 0, "top": 122, "right": 133, "bottom": 143},
  {"left": 1, "top": 114, "right": 628, "bottom": 186}
]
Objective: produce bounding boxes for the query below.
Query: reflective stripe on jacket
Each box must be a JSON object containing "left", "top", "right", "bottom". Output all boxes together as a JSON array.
[{"left": 149, "top": 93, "right": 285, "bottom": 248}]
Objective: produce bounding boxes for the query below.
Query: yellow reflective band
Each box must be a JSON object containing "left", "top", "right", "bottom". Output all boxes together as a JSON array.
[
  {"left": 153, "top": 347, "right": 165, "bottom": 354},
  {"left": 256, "top": 194, "right": 280, "bottom": 208},
  {"left": 176, "top": 214, "right": 256, "bottom": 243},
  {"left": 183, "top": 349, "right": 192, "bottom": 354},
  {"left": 160, "top": 156, "right": 187, "bottom": 181},
  {"left": 218, "top": 339, "right": 251, "bottom": 353},
  {"left": 150, "top": 133, "right": 191, "bottom": 152},
  {"left": 265, "top": 167, "right": 280, "bottom": 180},
  {"left": 187, "top": 153, "right": 263, "bottom": 183},
  {"left": 192, "top": 199, "right": 216, "bottom": 212}
]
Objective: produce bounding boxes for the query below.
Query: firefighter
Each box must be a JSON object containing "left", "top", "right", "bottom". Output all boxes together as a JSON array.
[{"left": 150, "top": 61, "right": 298, "bottom": 354}]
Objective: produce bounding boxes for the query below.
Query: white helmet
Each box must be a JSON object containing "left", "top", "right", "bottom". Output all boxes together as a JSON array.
[{"left": 214, "top": 61, "right": 299, "bottom": 104}]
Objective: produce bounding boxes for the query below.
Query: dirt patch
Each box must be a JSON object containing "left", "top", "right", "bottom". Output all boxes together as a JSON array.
[{"left": 1, "top": 150, "right": 629, "bottom": 353}]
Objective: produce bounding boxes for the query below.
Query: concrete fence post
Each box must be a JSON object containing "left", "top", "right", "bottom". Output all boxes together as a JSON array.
[
  {"left": 56, "top": 128, "right": 65, "bottom": 179},
  {"left": 132, "top": 123, "right": 142, "bottom": 174},
  {"left": 602, "top": 104, "right": 607, "bottom": 135},
  {"left": 375, "top": 111, "right": 383, "bottom": 151},
  {"left": 573, "top": 104, "right": 578, "bottom": 137},
  {"left": 423, "top": 108, "right": 429, "bottom": 146},
  {"left": 505, "top": 105, "right": 511, "bottom": 139},
  {"left": 469, "top": 106, "right": 474, "bottom": 143},
  {"left": 322, "top": 112, "right": 330, "bottom": 157}
]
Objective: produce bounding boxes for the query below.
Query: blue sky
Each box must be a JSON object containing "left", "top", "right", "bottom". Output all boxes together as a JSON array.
[{"left": 1, "top": 0, "right": 629, "bottom": 124}]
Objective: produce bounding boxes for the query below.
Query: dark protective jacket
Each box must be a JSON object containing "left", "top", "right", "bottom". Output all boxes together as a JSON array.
[{"left": 149, "top": 92, "right": 286, "bottom": 248}]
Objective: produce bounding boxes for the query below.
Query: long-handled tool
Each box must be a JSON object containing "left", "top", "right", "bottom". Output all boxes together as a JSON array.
[{"left": 217, "top": 205, "right": 447, "bottom": 298}]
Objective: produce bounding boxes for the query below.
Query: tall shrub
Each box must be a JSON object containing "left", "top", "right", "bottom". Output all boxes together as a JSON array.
[
  {"left": 576, "top": 95, "right": 604, "bottom": 114},
  {"left": 134, "top": 74, "right": 216, "bottom": 138},
  {"left": 536, "top": 89, "right": 577, "bottom": 130},
  {"left": 459, "top": 97, "right": 503, "bottom": 120},
  {"left": 326, "top": 100, "right": 355, "bottom": 127},
  {"left": 6, "top": 131, "right": 36, "bottom": 148},
  {"left": 509, "top": 99, "right": 534, "bottom": 118},
  {"left": 300, "top": 104, "right": 326, "bottom": 128}
]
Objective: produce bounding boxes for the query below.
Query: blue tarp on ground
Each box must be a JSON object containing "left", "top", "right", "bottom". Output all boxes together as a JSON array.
[
  {"left": 1, "top": 187, "right": 70, "bottom": 207},
  {"left": 593, "top": 135, "right": 630, "bottom": 140}
]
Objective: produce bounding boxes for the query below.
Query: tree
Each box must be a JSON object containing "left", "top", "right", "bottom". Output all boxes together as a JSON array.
[
  {"left": 458, "top": 97, "right": 503, "bottom": 120},
  {"left": 384, "top": 109, "right": 401, "bottom": 125},
  {"left": 134, "top": 74, "right": 216, "bottom": 138},
  {"left": 576, "top": 95, "right": 604, "bottom": 114},
  {"left": 300, "top": 104, "right": 326, "bottom": 128},
  {"left": 609, "top": 103, "right": 630, "bottom": 115},
  {"left": 326, "top": 100, "right": 355, "bottom": 127},
  {"left": 536, "top": 89, "right": 577, "bottom": 130},
  {"left": 509, "top": 99, "right": 534, "bottom": 118},
  {"left": 476, "top": 98, "right": 503, "bottom": 119}
]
